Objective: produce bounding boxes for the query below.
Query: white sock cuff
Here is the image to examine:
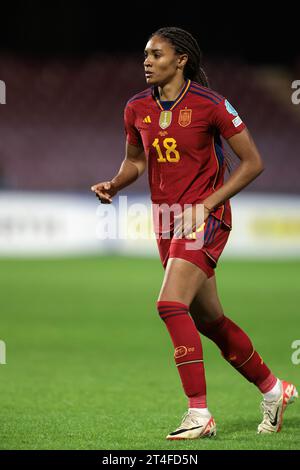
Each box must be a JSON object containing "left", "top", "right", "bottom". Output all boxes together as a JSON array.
[{"left": 189, "top": 407, "right": 210, "bottom": 415}]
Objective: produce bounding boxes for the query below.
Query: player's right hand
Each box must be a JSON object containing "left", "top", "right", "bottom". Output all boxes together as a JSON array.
[{"left": 90, "top": 181, "right": 118, "bottom": 204}]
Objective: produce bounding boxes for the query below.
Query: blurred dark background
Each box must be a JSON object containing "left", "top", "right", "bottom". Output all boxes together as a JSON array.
[
  {"left": 0, "top": 1, "right": 299, "bottom": 193},
  {"left": 0, "top": 1, "right": 298, "bottom": 64}
]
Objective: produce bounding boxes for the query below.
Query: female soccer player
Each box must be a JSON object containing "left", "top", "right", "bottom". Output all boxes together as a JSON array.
[{"left": 91, "top": 27, "right": 297, "bottom": 440}]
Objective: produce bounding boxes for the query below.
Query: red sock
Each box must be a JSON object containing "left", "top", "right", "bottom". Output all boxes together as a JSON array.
[
  {"left": 157, "top": 300, "right": 207, "bottom": 407},
  {"left": 197, "top": 315, "right": 276, "bottom": 390}
]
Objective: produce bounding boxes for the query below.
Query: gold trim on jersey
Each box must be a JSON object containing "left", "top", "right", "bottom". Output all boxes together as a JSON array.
[{"left": 155, "top": 79, "right": 191, "bottom": 111}]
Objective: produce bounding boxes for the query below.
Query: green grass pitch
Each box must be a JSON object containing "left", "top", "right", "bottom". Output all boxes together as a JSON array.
[{"left": 0, "top": 256, "right": 299, "bottom": 450}]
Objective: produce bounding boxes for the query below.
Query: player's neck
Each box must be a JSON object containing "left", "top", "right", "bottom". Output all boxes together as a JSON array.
[{"left": 158, "top": 76, "right": 186, "bottom": 102}]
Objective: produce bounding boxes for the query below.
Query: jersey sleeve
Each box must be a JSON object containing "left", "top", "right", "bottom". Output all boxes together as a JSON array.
[
  {"left": 124, "top": 103, "right": 143, "bottom": 147},
  {"left": 211, "top": 98, "right": 246, "bottom": 139}
]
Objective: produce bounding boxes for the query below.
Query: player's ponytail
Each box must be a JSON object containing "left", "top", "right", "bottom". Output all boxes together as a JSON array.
[{"left": 195, "top": 67, "right": 210, "bottom": 88}]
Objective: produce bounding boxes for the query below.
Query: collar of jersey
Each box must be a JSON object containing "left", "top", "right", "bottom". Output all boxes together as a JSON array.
[{"left": 152, "top": 79, "right": 191, "bottom": 111}]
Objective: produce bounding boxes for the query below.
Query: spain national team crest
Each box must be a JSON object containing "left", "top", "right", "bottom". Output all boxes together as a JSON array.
[
  {"left": 178, "top": 108, "right": 192, "bottom": 127},
  {"left": 159, "top": 110, "right": 172, "bottom": 129}
]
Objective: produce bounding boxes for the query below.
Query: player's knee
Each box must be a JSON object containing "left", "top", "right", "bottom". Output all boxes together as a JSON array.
[{"left": 194, "top": 313, "right": 226, "bottom": 336}]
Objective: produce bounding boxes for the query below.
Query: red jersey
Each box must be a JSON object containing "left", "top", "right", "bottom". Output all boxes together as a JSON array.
[{"left": 124, "top": 79, "right": 246, "bottom": 229}]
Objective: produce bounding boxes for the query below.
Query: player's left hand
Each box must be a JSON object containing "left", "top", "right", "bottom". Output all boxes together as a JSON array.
[{"left": 173, "top": 204, "right": 209, "bottom": 239}]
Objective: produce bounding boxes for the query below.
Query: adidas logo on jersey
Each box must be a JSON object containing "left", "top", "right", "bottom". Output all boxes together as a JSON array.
[{"left": 143, "top": 115, "right": 151, "bottom": 123}]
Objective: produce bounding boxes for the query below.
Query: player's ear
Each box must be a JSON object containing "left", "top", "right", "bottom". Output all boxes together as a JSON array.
[{"left": 177, "top": 53, "right": 188, "bottom": 71}]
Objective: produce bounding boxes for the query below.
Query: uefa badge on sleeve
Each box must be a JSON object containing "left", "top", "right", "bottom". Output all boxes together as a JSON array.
[{"left": 225, "top": 99, "right": 238, "bottom": 116}]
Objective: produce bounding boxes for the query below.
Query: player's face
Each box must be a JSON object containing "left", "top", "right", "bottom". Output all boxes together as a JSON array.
[{"left": 144, "top": 36, "right": 183, "bottom": 86}]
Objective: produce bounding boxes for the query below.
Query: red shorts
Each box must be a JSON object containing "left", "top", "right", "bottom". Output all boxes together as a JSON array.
[{"left": 156, "top": 215, "right": 231, "bottom": 278}]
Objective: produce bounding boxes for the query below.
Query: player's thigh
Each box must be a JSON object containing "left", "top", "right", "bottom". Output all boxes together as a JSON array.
[
  {"left": 190, "top": 274, "right": 224, "bottom": 324},
  {"left": 158, "top": 257, "right": 208, "bottom": 306}
]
